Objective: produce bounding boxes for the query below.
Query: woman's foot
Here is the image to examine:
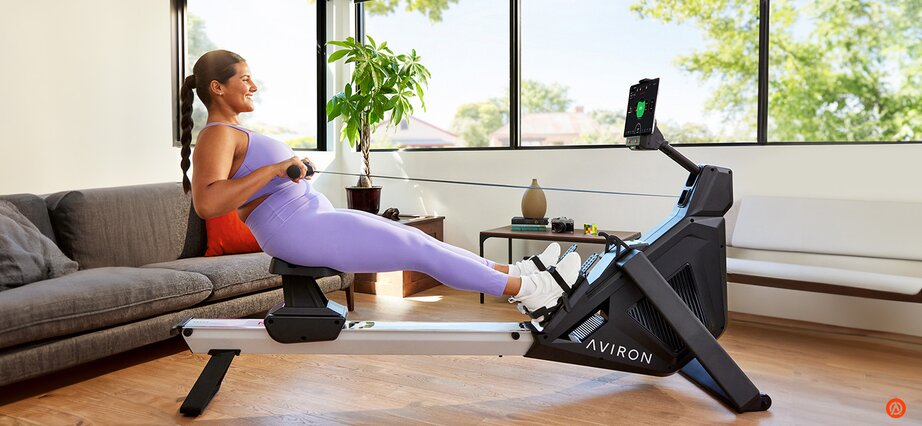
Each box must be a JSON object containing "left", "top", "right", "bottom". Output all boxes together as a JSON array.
[
  {"left": 507, "top": 243, "right": 561, "bottom": 276},
  {"left": 509, "top": 251, "right": 581, "bottom": 322}
]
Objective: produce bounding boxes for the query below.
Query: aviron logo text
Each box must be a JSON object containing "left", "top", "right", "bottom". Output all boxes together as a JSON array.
[{"left": 585, "top": 339, "right": 653, "bottom": 365}]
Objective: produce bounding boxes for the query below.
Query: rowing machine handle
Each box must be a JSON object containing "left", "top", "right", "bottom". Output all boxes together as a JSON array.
[{"left": 286, "top": 161, "right": 315, "bottom": 180}]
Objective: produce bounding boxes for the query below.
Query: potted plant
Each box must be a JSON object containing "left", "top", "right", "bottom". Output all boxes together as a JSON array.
[{"left": 325, "top": 35, "right": 431, "bottom": 214}]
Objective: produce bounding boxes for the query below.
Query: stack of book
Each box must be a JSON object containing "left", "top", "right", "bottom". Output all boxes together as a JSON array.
[{"left": 511, "top": 216, "right": 549, "bottom": 231}]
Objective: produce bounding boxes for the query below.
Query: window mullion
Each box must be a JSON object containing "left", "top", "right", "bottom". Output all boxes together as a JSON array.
[
  {"left": 757, "top": 0, "right": 769, "bottom": 144},
  {"left": 317, "top": 0, "right": 328, "bottom": 151},
  {"left": 510, "top": 0, "right": 521, "bottom": 149}
]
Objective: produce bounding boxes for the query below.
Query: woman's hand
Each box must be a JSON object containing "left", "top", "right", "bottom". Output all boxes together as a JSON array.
[
  {"left": 274, "top": 156, "right": 316, "bottom": 182},
  {"left": 300, "top": 157, "right": 316, "bottom": 180},
  {"left": 275, "top": 156, "right": 306, "bottom": 182}
]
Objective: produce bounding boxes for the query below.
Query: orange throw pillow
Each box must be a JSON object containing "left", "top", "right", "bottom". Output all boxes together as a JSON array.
[{"left": 204, "top": 211, "right": 261, "bottom": 256}]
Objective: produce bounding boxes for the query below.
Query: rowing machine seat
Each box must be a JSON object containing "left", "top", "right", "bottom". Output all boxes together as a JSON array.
[
  {"left": 265, "top": 257, "right": 348, "bottom": 343},
  {"left": 269, "top": 257, "right": 342, "bottom": 278}
]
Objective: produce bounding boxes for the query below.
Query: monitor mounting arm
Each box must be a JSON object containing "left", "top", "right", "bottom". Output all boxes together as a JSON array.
[{"left": 626, "top": 123, "right": 701, "bottom": 177}]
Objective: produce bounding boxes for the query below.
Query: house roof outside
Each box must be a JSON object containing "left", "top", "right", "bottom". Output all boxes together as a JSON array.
[
  {"left": 489, "top": 111, "right": 602, "bottom": 146},
  {"left": 372, "top": 116, "right": 462, "bottom": 148}
]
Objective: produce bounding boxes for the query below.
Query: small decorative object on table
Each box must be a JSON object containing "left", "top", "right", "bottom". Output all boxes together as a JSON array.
[
  {"left": 551, "top": 217, "right": 574, "bottom": 233},
  {"left": 583, "top": 223, "right": 598, "bottom": 235},
  {"left": 511, "top": 216, "right": 548, "bottom": 231},
  {"left": 381, "top": 207, "right": 400, "bottom": 221},
  {"left": 521, "top": 178, "right": 547, "bottom": 219}
]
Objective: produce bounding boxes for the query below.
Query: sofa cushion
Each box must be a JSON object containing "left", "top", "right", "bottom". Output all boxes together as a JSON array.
[
  {"left": 0, "top": 288, "right": 285, "bottom": 386},
  {"left": 727, "top": 258, "right": 922, "bottom": 295},
  {"left": 0, "top": 201, "right": 78, "bottom": 290},
  {"left": 143, "top": 253, "right": 279, "bottom": 301},
  {"left": 44, "top": 182, "right": 206, "bottom": 269},
  {"left": 144, "top": 252, "right": 350, "bottom": 301},
  {"left": 728, "top": 247, "right": 922, "bottom": 278},
  {"left": 0, "top": 267, "right": 212, "bottom": 350},
  {"left": 0, "top": 193, "right": 56, "bottom": 244},
  {"left": 729, "top": 196, "right": 922, "bottom": 262}
]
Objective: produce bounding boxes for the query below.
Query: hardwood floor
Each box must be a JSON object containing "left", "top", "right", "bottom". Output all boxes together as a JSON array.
[{"left": 1, "top": 286, "right": 920, "bottom": 425}]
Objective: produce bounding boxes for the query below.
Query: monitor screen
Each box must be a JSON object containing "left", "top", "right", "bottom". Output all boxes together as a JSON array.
[{"left": 623, "top": 78, "right": 659, "bottom": 137}]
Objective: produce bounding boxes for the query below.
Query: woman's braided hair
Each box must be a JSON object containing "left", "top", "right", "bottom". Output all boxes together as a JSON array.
[{"left": 179, "top": 50, "right": 246, "bottom": 193}]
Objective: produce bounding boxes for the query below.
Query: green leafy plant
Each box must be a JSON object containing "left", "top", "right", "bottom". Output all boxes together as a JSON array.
[{"left": 326, "top": 36, "right": 431, "bottom": 187}]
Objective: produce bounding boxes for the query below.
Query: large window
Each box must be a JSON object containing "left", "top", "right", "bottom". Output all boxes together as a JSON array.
[
  {"left": 522, "top": 0, "right": 758, "bottom": 146},
  {"left": 768, "top": 0, "right": 921, "bottom": 142},
  {"left": 353, "top": 0, "right": 920, "bottom": 149},
  {"left": 363, "top": 0, "right": 510, "bottom": 148},
  {"left": 179, "top": 0, "right": 322, "bottom": 149},
  {"left": 174, "top": 1, "right": 920, "bottom": 149}
]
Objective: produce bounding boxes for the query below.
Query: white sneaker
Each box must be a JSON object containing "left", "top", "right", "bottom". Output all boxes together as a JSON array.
[
  {"left": 508, "top": 243, "right": 561, "bottom": 276},
  {"left": 509, "top": 251, "right": 581, "bottom": 321}
]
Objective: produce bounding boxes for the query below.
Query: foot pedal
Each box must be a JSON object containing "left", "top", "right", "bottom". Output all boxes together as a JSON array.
[
  {"left": 559, "top": 243, "right": 578, "bottom": 263},
  {"left": 567, "top": 312, "right": 607, "bottom": 343},
  {"left": 520, "top": 296, "right": 566, "bottom": 322},
  {"left": 579, "top": 252, "right": 603, "bottom": 277}
]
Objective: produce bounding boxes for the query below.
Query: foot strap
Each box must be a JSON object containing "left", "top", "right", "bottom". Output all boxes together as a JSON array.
[
  {"left": 530, "top": 256, "right": 548, "bottom": 272},
  {"left": 517, "top": 266, "right": 572, "bottom": 322},
  {"left": 546, "top": 266, "right": 572, "bottom": 295},
  {"left": 520, "top": 275, "right": 587, "bottom": 325},
  {"left": 515, "top": 266, "right": 577, "bottom": 326}
]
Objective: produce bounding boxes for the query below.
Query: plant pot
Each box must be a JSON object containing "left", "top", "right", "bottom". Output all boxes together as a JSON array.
[{"left": 346, "top": 186, "right": 382, "bottom": 215}]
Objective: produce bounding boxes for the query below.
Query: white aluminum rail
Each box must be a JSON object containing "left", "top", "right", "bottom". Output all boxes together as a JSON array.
[{"left": 182, "top": 319, "right": 534, "bottom": 356}]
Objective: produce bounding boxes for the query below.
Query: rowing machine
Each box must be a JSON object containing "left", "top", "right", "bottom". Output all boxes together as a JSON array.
[{"left": 177, "top": 78, "right": 771, "bottom": 416}]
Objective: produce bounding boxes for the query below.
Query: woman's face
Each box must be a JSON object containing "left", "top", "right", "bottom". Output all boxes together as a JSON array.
[{"left": 215, "top": 62, "right": 257, "bottom": 113}]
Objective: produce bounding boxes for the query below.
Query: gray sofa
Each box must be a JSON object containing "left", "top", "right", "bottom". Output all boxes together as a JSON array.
[{"left": 0, "top": 182, "right": 353, "bottom": 386}]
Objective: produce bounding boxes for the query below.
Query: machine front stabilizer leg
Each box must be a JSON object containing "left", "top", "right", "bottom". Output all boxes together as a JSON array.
[{"left": 618, "top": 250, "right": 771, "bottom": 413}]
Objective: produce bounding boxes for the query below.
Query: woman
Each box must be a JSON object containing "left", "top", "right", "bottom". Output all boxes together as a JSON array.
[{"left": 179, "top": 50, "right": 581, "bottom": 322}]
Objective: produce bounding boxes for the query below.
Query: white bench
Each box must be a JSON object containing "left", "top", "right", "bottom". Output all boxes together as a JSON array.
[{"left": 725, "top": 196, "right": 922, "bottom": 303}]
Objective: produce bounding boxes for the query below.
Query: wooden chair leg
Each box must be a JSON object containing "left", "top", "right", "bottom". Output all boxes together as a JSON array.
[{"left": 345, "top": 285, "right": 355, "bottom": 311}]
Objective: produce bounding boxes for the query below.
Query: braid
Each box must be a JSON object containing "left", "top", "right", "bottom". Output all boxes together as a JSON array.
[
  {"left": 178, "top": 50, "right": 246, "bottom": 194},
  {"left": 180, "top": 75, "right": 196, "bottom": 194}
]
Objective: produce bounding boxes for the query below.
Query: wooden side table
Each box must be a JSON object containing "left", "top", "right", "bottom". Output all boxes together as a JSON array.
[
  {"left": 354, "top": 215, "right": 445, "bottom": 297},
  {"left": 478, "top": 226, "right": 642, "bottom": 303}
]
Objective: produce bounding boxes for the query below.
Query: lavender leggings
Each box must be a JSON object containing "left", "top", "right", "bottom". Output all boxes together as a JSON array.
[{"left": 245, "top": 182, "right": 509, "bottom": 296}]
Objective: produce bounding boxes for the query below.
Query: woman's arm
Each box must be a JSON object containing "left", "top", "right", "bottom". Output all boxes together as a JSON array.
[{"left": 189, "top": 126, "right": 304, "bottom": 219}]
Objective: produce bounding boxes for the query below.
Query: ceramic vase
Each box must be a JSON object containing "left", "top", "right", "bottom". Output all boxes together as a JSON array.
[{"left": 521, "top": 178, "right": 547, "bottom": 219}]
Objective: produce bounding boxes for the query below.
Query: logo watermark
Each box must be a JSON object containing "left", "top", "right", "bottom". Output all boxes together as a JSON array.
[{"left": 887, "top": 398, "right": 906, "bottom": 419}]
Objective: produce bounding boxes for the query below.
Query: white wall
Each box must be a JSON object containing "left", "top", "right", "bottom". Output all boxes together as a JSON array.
[
  {"left": 3, "top": 1, "right": 920, "bottom": 336},
  {"left": 1, "top": 1, "right": 177, "bottom": 194},
  {"left": 0, "top": 0, "right": 341, "bottom": 196}
]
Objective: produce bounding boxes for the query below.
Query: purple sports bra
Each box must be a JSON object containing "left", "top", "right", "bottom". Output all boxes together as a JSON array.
[{"left": 203, "top": 122, "right": 298, "bottom": 206}]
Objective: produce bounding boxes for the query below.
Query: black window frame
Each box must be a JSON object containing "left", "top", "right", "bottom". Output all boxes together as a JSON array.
[
  {"left": 354, "top": 0, "right": 920, "bottom": 151},
  {"left": 171, "top": 0, "right": 328, "bottom": 151},
  {"left": 170, "top": 1, "right": 922, "bottom": 151}
]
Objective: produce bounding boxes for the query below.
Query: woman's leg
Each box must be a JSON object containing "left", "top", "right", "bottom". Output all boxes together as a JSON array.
[
  {"left": 260, "top": 199, "right": 512, "bottom": 296},
  {"left": 336, "top": 207, "right": 497, "bottom": 268}
]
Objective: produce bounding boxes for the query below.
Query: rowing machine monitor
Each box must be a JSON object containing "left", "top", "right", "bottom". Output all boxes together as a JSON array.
[
  {"left": 624, "top": 78, "right": 700, "bottom": 176},
  {"left": 624, "top": 78, "right": 659, "bottom": 143}
]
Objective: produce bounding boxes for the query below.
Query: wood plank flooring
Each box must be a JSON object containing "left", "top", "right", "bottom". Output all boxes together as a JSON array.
[{"left": 1, "top": 286, "right": 920, "bottom": 425}]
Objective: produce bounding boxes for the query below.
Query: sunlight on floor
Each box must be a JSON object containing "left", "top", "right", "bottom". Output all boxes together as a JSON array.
[{"left": 403, "top": 295, "right": 444, "bottom": 303}]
